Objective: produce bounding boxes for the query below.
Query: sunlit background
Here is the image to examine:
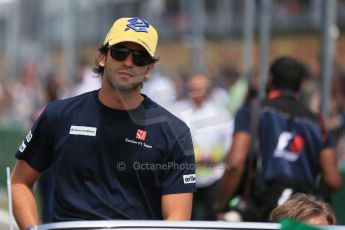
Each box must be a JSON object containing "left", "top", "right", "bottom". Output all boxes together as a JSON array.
[{"left": 1, "top": 0, "right": 345, "bottom": 228}]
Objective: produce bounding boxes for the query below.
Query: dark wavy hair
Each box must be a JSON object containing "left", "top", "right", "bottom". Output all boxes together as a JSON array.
[
  {"left": 92, "top": 44, "right": 109, "bottom": 76},
  {"left": 270, "top": 56, "right": 306, "bottom": 92},
  {"left": 92, "top": 43, "right": 159, "bottom": 76}
]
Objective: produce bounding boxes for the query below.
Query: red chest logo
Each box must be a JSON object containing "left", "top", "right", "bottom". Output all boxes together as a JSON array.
[
  {"left": 136, "top": 129, "right": 147, "bottom": 141},
  {"left": 289, "top": 135, "right": 305, "bottom": 153}
]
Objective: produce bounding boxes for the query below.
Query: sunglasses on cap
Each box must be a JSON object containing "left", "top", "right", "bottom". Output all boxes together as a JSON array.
[{"left": 109, "top": 44, "right": 153, "bottom": 67}]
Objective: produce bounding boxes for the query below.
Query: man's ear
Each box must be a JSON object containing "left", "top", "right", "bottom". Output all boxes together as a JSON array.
[
  {"left": 144, "top": 63, "right": 155, "bottom": 80},
  {"left": 99, "top": 53, "right": 106, "bottom": 67}
]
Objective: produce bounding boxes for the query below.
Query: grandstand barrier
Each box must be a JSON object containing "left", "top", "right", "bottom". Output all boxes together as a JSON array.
[{"left": 27, "top": 220, "right": 345, "bottom": 230}]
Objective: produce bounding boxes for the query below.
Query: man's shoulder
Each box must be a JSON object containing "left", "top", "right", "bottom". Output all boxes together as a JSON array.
[
  {"left": 45, "top": 91, "right": 96, "bottom": 115},
  {"left": 263, "top": 97, "right": 318, "bottom": 122},
  {"left": 235, "top": 103, "right": 251, "bottom": 118},
  {"left": 144, "top": 96, "right": 190, "bottom": 131}
]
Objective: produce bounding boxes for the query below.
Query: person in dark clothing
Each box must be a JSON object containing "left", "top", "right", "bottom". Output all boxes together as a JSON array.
[
  {"left": 215, "top": 56, "right": 342, "bottom": 221},
  {"left": 11, "top": 17, "right": 196, "bottom": 230}
]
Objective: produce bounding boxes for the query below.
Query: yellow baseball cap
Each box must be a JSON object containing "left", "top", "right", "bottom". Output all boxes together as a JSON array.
[{"left": 103, "top": 17, "right": 158, "bottom": 58}]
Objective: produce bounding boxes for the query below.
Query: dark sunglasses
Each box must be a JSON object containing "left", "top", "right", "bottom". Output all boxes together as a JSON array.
[{"left": 109, "top": 45, "right": 153, "bottom": 66}]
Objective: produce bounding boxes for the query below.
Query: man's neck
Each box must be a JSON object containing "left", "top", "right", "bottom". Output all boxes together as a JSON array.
[
  {"left": 98, "top": 87, "right": 144, "bottom": 110},
  {"left": 267, "top": 89, "right": 299, "bottom": 100}
]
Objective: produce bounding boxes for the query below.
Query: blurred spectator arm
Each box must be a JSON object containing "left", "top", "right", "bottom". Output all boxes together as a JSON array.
[
  {"left": 216, "top": 131, "right": 251, "bottom": 214},
  {"left": 320, "top": 147, "right": 342, "bottom": 192}
]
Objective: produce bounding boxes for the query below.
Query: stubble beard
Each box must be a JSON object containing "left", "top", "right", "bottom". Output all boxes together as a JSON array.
[{"left": 105, "top": 69, "right": 145, "bottom": 93}]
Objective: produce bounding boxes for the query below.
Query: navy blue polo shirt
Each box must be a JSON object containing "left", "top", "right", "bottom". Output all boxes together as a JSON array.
[
  {"left": 235, "top": 92, "right": 333, "bottom": 187},
  {"left": 16, "top": 90, "right": 196, "bottom": 221}
]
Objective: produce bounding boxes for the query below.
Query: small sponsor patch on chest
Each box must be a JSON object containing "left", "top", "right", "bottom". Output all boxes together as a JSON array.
[{"left": 69, "top": 125, "right": 97, "bottom": 136}]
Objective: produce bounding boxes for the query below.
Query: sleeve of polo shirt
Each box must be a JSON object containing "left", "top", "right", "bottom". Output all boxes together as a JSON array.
[
  {"left": 322, "top": 130, "right": 334, "bottom": 149},
  {"left": 160, "top": 129, "right": 196, "bottom": 195},
  {"left": 15, "top": 107, "right": 54, "bottom": 172},
  {"left": 234, "top": 104, "right": 251, "bottom": 133}
]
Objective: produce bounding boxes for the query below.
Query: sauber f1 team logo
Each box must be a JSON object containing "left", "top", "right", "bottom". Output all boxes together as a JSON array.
[
  {"left": 136, "top": 129, "right": 147, "bottom": 141},
  {"left": 125, "top": 129, "right": 152, "bottom": 149}
]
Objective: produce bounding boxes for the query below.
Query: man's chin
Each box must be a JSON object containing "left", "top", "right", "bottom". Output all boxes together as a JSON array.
[{"left": 111, "top": 83, "right": 142, "bottom": 92}]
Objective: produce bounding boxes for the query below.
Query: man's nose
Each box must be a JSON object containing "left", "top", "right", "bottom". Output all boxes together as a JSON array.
[{"left": 122, "top": 52, "right": 134, "bottom": 67}]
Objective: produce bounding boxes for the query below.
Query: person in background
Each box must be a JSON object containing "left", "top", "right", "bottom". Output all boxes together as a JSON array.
[
  {"left": 141, "top": 72, "right": 177, "bottom": 109},
  {"left": 218, "top": 65, "right": 248, "bottom": 115},
  {"left": 0, "top": 78, "right": 14, "bottom": 126},
  {"left": 215, "top": 56, "right": 342, "bottom": 221},
  {"left": 68, "top": 59, "right": 101, "bottom": 97},
  {"left": 11, "top": 17, "right": 196, "bottom": 230},
  {"left": 269, "top": 193, "right": 336, "bottom": 225},
  {"left": 11, "top": 62, "right": 44, "bottom": 130},
  {"left": 172, "top": 73, "right": 233, "bottom": 220},
  {"left": 35, "top": 71, "right": 66, "bottom": 223}
]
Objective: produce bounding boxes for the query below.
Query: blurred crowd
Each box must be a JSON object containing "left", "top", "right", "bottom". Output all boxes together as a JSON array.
[
  {"left": 148, "top": 60, "right": 345, "bottom": 167},
  {"left": 0, "top": 61, "right": 101, "bottom": 130},
  {"left": 1, "top": 0, "right": 345, "bottom": 227},
  {"left": 2, "top": 57, "right": 345, "bottom": 166},
  {"left": 1, "top": 54, "right": 345, "bottom": 223}
]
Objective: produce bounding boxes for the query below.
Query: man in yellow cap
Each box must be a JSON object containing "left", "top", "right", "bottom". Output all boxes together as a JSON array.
[{"left": 11, "top": 17, "right": 196, "bottom": 229}]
